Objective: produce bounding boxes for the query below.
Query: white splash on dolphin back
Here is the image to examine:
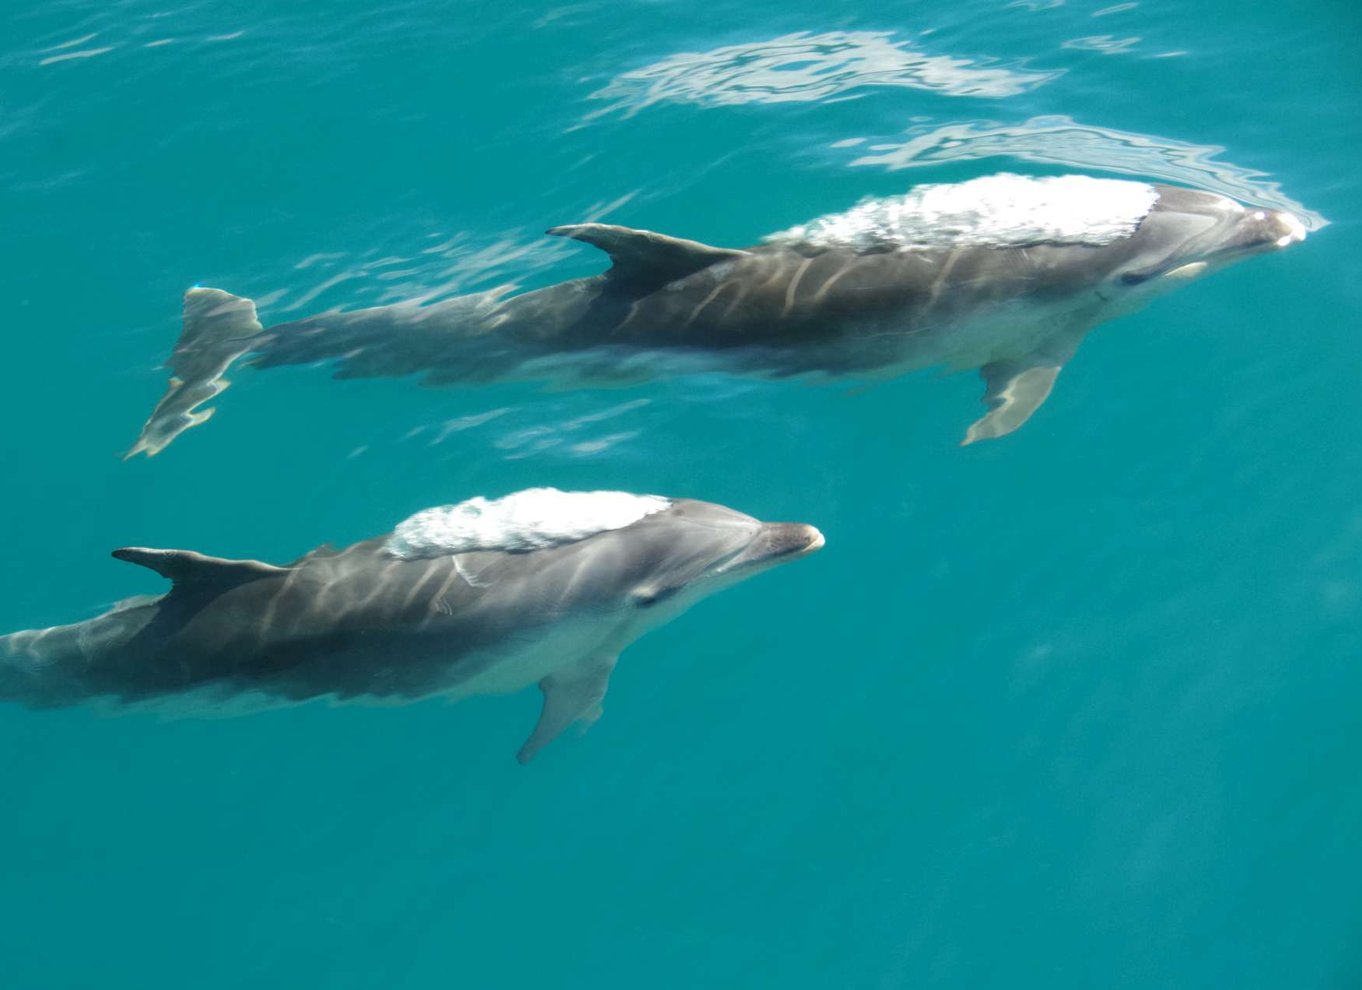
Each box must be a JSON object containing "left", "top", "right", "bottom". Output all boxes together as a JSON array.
[
  {"left": 386, "top": 488, "right": 672, "bottom": 557},
  {"left": 841, "top": 116, "right": 1327, "bottom": 230},
  {"left": 766, "top": 173, "right": 1159, "bottom": 252}
]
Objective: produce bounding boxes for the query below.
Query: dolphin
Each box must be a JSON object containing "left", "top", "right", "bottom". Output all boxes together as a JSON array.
[
  {"left": 126, "top": 173, "right": 1308, "bottom": 457},
  {"left": 0, "top": 488, "right": 824, "bottom": 762}
]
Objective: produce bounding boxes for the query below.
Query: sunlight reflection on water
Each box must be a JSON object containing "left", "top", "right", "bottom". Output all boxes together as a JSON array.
[{"left": 586, "top": 30, "right": 1061, "bottom": 118}]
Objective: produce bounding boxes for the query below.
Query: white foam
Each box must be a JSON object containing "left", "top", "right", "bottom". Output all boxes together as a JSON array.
[
  {"left": 386, "top": 487, "right": 672, "bottom": 558},
  {"left": 765, "top": 173, "right": 1160, "bottom": 252}
]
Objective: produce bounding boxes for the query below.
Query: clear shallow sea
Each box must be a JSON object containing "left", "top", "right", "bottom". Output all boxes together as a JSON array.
[{"left": 1, "top": 1, "right": 1359, "bottom": 987}]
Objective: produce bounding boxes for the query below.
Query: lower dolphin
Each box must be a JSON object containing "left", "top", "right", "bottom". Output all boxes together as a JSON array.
[
  {"left": 126, "top": 173, "right": 1308, "bottom": 457},
  {"left": 0, "top": 488, "right": 824, "bottom": 762}
]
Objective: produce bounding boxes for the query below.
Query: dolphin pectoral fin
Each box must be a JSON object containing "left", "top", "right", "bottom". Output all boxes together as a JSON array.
[
  {"left": 546, "top": 223, "right": 747, "bottom": 293},
  {"left": 126, "top": 288, "right": 265, "bottom": 460},
  {"left": 962, "top": 361, "right": 1063, "bottom": 445},
  {"left": 517, "top": 652, "right": 618, "bottom": 764}
]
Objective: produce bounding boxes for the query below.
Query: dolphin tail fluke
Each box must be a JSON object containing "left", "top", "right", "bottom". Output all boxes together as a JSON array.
[{"left": 125, "top": 288, "right": 265, "bottom": 459}]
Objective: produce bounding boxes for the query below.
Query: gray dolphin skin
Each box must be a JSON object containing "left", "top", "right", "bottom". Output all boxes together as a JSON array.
[
  {"left": 127, "top": 173, "right": 1308, "bottom": 457},
  {"left": 0, "top": 489, "right": 824, "bottom": 762}
]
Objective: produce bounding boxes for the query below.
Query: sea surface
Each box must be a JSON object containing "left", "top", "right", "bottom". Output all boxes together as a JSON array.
[{"left": 1, "top": 1, "right": 1359, "bottom": 987}]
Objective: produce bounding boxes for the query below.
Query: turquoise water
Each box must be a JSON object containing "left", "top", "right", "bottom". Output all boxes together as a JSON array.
[{"left": 2, "top": 0, "right": 1360, "bottom": 986}]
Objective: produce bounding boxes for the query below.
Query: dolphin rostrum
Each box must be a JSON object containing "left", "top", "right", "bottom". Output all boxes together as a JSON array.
[
  {"left": 127, "top": 173, "right": 1308, "bottom": 457},
  {"left": 0, "top": 489, "right": 824, "bottom": 762}
]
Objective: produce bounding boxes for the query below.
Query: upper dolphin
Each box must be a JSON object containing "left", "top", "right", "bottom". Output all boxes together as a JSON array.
[
  {"left": 127, "top": 173, "right": 1308, "bottom": 456},
  {"left": 0, "top": 488, "right": 824, "bottom": 762}
]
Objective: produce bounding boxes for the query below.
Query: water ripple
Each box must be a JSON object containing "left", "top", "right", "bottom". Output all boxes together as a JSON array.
[
  {"left": 1092, "top": 3, "right": 1139, "bottom": 15},
  {"left": 37, "top": 32, "right": 99, "bottom": 52},
  {"left": 37, "top": 45, "right": 113, "bottom": 66},
  {"left": 845, "top": 115, "right": 1326, "bottom": 229},
  {"left": 586, "top": 30, "right": 1061, "bottom": 118},
  {"left": 235, "top": 189, "right": 640, "bottom": 316},
  {"left": 22, "top": 6, "right": 246, "bottom": 69},
  {"left": 1061, "top": 34, "right": 1141, "bottom": 55},
  {"left": 392, "top": 398, "right": 653, "bottom": 463}
]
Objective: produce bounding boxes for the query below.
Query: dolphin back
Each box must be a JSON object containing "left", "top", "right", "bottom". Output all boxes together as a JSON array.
[
  {"left": 0, "top": 598, "right": 159, "bottom": 708},
  {"left": 0, "top": 546, "right": 296, "bottom": 710}
]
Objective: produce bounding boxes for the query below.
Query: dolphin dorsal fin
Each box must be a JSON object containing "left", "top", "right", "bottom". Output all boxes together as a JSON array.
[
  {"left": 546, "top": 223, "right": 747, "bottom": 292},
  {"left": 111, "top": 547, "right": 288, "bottom": 590}
]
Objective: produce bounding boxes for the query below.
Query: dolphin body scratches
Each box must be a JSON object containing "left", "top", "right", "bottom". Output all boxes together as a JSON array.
[
  {"left": 0, "top": 489, "right": 824, "bottom": 762},
  {"left": 127, "top": 174, "right": 1308, "bottom": 457}
]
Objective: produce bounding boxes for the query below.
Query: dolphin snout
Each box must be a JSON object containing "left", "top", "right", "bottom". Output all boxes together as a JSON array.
[
  {"left": 1241, "top": 208, "right": 1308, "bottom": 252},
  {"left": 1269, "top": 210, "right": 1308, "bottom": 248},
  {"left": 743, "top": 522, "right": 825, "bottom": 567}
]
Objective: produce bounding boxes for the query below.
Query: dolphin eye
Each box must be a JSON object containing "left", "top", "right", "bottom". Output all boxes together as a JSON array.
[{"left": 1119, "top": 271, "right": 1152, "bottom": 287}]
